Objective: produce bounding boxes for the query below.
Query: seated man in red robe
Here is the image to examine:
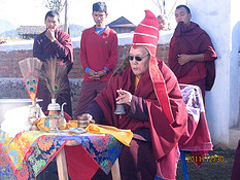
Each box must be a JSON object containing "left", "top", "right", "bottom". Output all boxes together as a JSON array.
[
  {"left": 168, "top": 5, "right": 217, "bottom": 99},
  {"left": 78, "top": 10, "right": 188, "bottom": 180},
  {"left": 33, "top": 10, "right": 73, "bottom": 117}
]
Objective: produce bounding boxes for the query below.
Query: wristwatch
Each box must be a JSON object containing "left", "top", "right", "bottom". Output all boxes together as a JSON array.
[{"left": 51, "top": 38, "right": 56, "bottom": 42}]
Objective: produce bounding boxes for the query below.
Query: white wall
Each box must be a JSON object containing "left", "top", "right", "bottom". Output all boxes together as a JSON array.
[
  {"left": 187, "top": 0, "right": 240, "bottom": 146},
  {"left": 230, "top": 0, "right": 240, "bottom": 127}
]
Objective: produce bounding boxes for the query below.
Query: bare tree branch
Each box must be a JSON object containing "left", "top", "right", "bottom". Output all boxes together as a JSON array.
[
  {"left": 45, "top": 0, "right": 66, "bottom": 12},
  {"left": 43, "top": 0, "right": 69, "bottom": 33},
  {"left": 167, "top": 0, "right": 178, "bottom": 19},
  {"left": 152, "top": 0, "right": 163, "bottom": 15}
]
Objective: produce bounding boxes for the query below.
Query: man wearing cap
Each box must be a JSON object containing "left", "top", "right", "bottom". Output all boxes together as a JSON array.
[
  {"left": 78, "top": 10, "right": 188, "bottom": 180},
  {"left": 74, "top": 1, "right": 118, "bottom": 118},
  {"left": 168, "top": 5, "right": 217, "bottom": 99}
]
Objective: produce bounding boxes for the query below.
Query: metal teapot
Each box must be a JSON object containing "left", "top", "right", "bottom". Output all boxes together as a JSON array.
[{"left": 44, "top": 99, "right": 67, "bottom": 132}]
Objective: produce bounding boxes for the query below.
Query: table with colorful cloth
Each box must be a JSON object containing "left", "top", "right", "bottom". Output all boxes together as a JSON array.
[{"left": 0, "top": 129, "right": 124, "bottom": 180}]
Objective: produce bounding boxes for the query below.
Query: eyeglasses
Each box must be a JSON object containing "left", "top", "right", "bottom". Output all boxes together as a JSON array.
[{"left": 128, "top": 54, "right": 149, "bottom": 61}]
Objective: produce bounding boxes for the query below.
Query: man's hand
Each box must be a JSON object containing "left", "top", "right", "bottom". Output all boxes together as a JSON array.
[
  {"left": 88, "top": 69, "right": 97, "bottom": 76},
  {"left": 96, "top": 70, "right": 107, "bottom": 78},
  {"left": 116, "top": 89, "right": 133, "bottom": 106},
  {"left": 45, "top": 29, "right": 56, "bottom": 41},
  {"left": 88, "top": 69, "right": 107, "bottom": 80},
  {"left": 178, "top": 53, "right": 205, "bottom": 65},
  {"left": 88, "top": 69, "right": 100, "bottom": 80},
  {"left": 177, "top": 54, "right": 191, "bottom": 65}
]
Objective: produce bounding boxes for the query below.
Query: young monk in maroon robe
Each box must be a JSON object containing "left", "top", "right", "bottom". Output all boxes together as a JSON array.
[
  {"left": 77, "top": 10, "right": 188, "bottom": 180},
  {"left": 33, "top": 10, "right": 73, "bottom": 117},
  {"left": 168, "top": 5, "right": 217, "bottom": 98}
]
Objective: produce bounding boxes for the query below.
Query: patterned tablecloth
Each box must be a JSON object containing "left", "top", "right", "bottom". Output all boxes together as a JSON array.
[{"left": 0, "top": 130, "right": 123, "bottom": 180}]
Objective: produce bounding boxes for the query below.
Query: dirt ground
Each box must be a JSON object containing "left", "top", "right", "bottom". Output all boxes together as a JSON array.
[{"left": 176, "top": 148, "right": 236, "bottom": 180}]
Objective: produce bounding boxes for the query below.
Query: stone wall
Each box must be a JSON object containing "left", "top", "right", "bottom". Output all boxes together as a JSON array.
[
  {"left": 0, "top": 44, "right": 169, "bottom": 117},
  {"left": 0, "top": 44, "right": 169, "bottom": 78},
  {"left": 0, "top": 78, "right": 83, "bottom": 117}
]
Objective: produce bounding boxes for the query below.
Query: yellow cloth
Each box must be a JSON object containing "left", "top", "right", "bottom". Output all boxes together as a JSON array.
[
  {"left": 36, "top": 117, "right": 50, "bottom": 131},
  {"left": 36, "top": 117, "right": 67, "bottom": 132},
  {"left": 85, "top": 124, "right": 133, "bottom": 147},
  {"left": 135, "top": 76, "right": 140, "bottom": 92},
  {"left": 66, "top": 120, "right": 79, "bottom": 129}
]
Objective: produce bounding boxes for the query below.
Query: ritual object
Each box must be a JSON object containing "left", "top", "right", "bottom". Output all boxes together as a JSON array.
[
  {"left": 114, "top": 89, "right": 126, "bottom": 118},
  {"left": 40, "top": 57, "right": 68, "bottom": 132},
  {"left": 78, "top": 114, "right": 95, "bottom": 128},
  {"left": 114, "top": 104, "right": 126, "bottom": 115},
  {"left": 18, "top": 58, "right": 43, "bottom": 130},
  {"left": 43, "top": 99, "right": 66, "bottom": 132},
  {"left": 68, "top": 127, "right": 87, "bottom": 134}
]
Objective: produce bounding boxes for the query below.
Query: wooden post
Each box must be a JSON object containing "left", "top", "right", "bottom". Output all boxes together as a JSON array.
[
  {"left": 56, "top": 147, "right": 69, "bottom": 180},
  {"left": 111, "top": 158, "right": 121, "bottom": 180},
  {"left": 64, "top": 0, "right": 69, "bottom": 33}
]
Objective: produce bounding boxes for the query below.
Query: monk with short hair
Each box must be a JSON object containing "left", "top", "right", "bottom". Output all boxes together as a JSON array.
[
  {"left": 33, "top": 10, "right": 73, "bottom": 117},
  {"left": 168, "top": 5, "right": 217, "bottom": 99}
]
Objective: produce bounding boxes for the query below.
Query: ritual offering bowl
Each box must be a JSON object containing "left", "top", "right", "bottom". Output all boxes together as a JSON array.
[{"left": 78, "top": 119, "right": 95, "bottom": 128}]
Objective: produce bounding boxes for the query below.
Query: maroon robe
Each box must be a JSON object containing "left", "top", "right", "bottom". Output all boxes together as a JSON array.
[
  {"left": 94, "top": 59, "right": 188, "bottom": 179},
  {"left": 33, "top": 28, "right": 73, "bottom": 117},
  {"left": 168, "top": 22, "right": 217, "bottom": 94}
]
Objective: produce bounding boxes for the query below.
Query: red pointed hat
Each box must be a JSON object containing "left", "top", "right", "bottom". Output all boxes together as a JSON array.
[
  {"left": 132, "top": 10, "right": 175, "bottom": 124},
  {"left": 132, "top": 10, "right": 159, "bottom": 57}
]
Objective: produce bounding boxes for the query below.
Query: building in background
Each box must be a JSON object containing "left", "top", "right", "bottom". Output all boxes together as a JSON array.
[
  {"left": 17, "top": 26, "right": 45, "bottom": 39},
  {"left": 108, "top": 16, "right": 136, "bottom": 34}
]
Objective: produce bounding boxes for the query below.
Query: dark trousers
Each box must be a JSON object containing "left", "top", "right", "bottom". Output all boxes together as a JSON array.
[
  {"left": 36, "top": 158, "right": 60, "bottom": 180},
  {"left": 74, "top": 81, "right": 108, "bottom": 118},
  {"left": 93, "top": 138, "right": 156, "bottom": 180}
]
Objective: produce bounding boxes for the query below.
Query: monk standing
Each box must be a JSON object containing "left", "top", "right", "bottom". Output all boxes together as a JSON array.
[
  {"left": 33, "top": 10, "right": 73, "bottom": 117},
  {"left": 74, "top": 1, "right": 118, "bottom": 118},
  {"left": 168, "top": 5, "right": 217, "bottom": 98}
]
